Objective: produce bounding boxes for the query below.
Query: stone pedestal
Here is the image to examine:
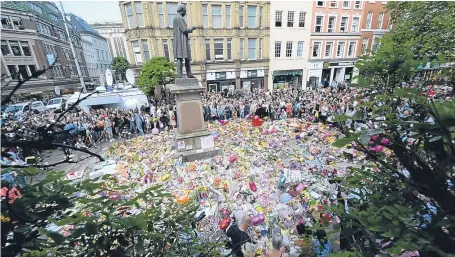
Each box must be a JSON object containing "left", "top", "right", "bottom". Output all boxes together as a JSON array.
[{"left": 168, "top": 78, "right": 219, "bottom": 162}]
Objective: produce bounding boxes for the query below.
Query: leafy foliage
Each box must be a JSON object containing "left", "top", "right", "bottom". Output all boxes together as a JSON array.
[
  {"left": 137, "top": 57, "right": 176, "bottom": 95},
  {"left": 111, "top": 57, "right": 130, "bottom": 81},
  {"left": 1, "top": 170, "right": 221, "bottom": 256}
]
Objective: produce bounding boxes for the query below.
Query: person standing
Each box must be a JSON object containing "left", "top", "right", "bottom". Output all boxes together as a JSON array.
[
  {"left": 265, "top": 236, "right": 289, "bottom": 257},
  {"left": 226, "top": 216, "right": 255, "bottom": 257},
  {"left": 169, "top": 108, "right": 177, "bottom": 129},
  {"left": 134, "top": 111, "right": 145, "bottom": 136}
]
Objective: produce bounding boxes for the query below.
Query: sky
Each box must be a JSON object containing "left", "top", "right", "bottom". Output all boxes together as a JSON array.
[{"left": 58, "top": 1, "right": 122, "bottom": 23}]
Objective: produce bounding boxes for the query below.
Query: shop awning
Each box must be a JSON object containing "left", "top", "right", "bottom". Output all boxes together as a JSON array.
[
  {"left": 80, "top": 95, "right": 122, "bottom": 106},
  {"left": 273, "top": 70, "right": 303, "bottom": 76}
]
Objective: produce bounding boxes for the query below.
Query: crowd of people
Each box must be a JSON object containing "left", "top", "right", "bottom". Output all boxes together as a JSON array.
[{"left": 1, "top": 81, "right": 452, "bottom": 166}]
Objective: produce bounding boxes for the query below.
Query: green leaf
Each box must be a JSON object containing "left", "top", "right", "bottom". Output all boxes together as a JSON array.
[
  {"left": 384, "top": 205, "right": 399, "bottom": 215},
  {"left": 332, "top": 136, "right": 355, "bottom": 147},
  {"left": 84, "top": 222, "right": 97, "bottom": 236},
  {"left": 39, "top": 228, "right": 65, "bottom": 244}
]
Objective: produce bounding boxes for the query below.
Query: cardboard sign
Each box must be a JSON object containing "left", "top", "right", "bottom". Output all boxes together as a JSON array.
[{"left": 177, "top": 141, "right": 185, "bottom": 150}]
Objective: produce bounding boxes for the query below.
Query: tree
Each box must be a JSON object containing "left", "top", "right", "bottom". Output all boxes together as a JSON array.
[
  {"left": 1, "top": 169, "right": 222, "bottom": 257},
  {"left": 111, "top": 57, "right": 130, "bottom": 81},
  {"left": 137, "top": 57, "right": 176, "bottom": 96},
  {"left": 386, "top": 1, "right": 455, "bottom": 60}
]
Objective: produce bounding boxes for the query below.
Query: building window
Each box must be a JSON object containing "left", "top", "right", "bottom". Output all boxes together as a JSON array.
[
  {"left": 240, "top": 38, "right": 244, "bottom": 59},
  {"left": 18, "top": 65, "right": 29, "bottom": 79},
  {"left": 315, "top": 16, "right": 323, "bottom": 32},
  {"left": 9, "top": 41, "right": 22, "bottom": 56},
  {"left": 336, "top": 42, "right": 345, "bottom": 57},
  {"left": 125, "top": 3, "right": 136, "bottom": 28},
  {"left": 20, "top": 41, "right": 31, "bottom": 56},
  {"left": 328, "top": 17, "right": 335, "bottom": 32},
  {"left": 29, "top": 65, "right": 37, "bottom": 76},
  {"left": 377, "top": 12, "right": 384, "bottom": 29},
  {"left": 388, "top": 16, "right": 393, "bottom": 30},
  {"left": 297, "top": 41, "right": 304, "bottom": 57},
  {"left": 325, "top": 42, "right": 333, "bottom": 58},
  {"left": 52, "top": 64, "right": 63, "bottom": 78},
  {"left": 11, "top": 17, "right": 24, "bottom": 30},
  {"left": 382, "top": 1, "right": 387, "bottom": 4},
  {"left": 205, "top": 39, "right": 211, "bottom": 61},
  {"left": 259, "top": 38, "right": 263, "bottom": 59},
  {"left": 329, "top": 1, "right": 338, "bottom": 8},
  {"left": 202, "top": 4, "right": 208, "bottom": 28},
  {"left": 354, "top": 1, "right": 362, "bottom": 9},
  {"left": 348, "top": 42, "right": 356, "bottom": 57},
  {"left": 342, "top": 1, "right": 350, "bottom": 8},
  {"left": 287, "top": 11, "right": 294, "bottom": 27},
  {"left": 214, "top": 39, "right": 224, "bottom": 60},
  {"left": 158, "top": 3, "right": 165, "bottom": 28},
  {"left": 312, "top": 42, "right": 321, "bottom": 58},
  {"left": 163, "top": 40, "right": 169, "bottom": 61},
  {"left": 227, "top": 38, "right": 232, "bottom": 59},
  {"left": 1, "top": 16, "right": 13, "bottom": 29},
  {"left": 275, "top": 11, "right": 282, "bottom": 27},
  {"left": 340, "top": 17, "right": 348, "bottom": 32},
  {"left": 30, "top": 3, "right": 43, "bottom": 14},
  {"left": 1, "top": 40, "right": 10, "bottom": 56},
  {"left": 259, "top": 6, "right": 263, "bottom": 27},
  {"left": 285, "top": 41, "right": 292, "bottom": 57},
  {"left": 239, "top": 5, "right": 244, "bottom": 28},
  {"left": 298, "top": 12, "right": 306, "bottom": 27},
  {"left": 248, "top": 38, "right": 256, "bottom": 60},
  {"left": 247, "top": 5, "right": 257, "bottom": 28},
  {"left": 366, "top": 12, "right": 373, "bottom": 29},
  {"left": 225, "top": 5, "right": 231, "bottom": 28},
  {"left": 135, "top": 3, "right": 144, "bottom": 27},
  {"left": 7, "top": 65, "right": 18, "bottom": 80},
  {"left": 46, "top": 3, "right": 59, "bottom": 13},
  {"left": 49, "top": 13, "right": 58, "bottom": 22},
  {"left": 167, "top": 2, "right": 178, "bottom": 27},
  {"left": 351, "top": 17, "right": 359, "bottom": 32},
  {"left": 142, "top": 39, "right": 150, "bottom": 62},
  {"left": 208, "top": 5, "right": 221, "bottom": 28},
  {"left": 132, "top": 40, "right": 142, "bottom": 64},
  {"left": 317, "top": 1, "right": 325, "bottom": 7},
  {"left": 274, "top": 41, "right": 281, "bottom": 58}
]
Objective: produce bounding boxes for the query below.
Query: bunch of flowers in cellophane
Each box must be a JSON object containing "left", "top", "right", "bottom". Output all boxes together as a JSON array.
[{"left": 104, "top": 119, "right": 361, "bottom": 254}]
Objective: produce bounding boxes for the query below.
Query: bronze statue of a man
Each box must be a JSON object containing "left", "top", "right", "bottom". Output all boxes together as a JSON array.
[{"left": 173, "top": 4, "right": 197, "bottom": 78}]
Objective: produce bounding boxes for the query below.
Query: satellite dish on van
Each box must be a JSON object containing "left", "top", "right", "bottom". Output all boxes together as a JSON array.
[
  {"left": 54, "top": 86, "right": 61, "bottom": 96},
  {"left": 126, "top": 69, "right": 135, "bottom": 85},
  {"left": 105, "top": 69, "right": 113, "bottom": 87}
]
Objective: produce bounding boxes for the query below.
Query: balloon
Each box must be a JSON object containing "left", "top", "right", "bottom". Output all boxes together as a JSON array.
[
  {"left": 176, "top": 195, "right": 189, "bottom": 205},
  {"left": 249, "top": 181, "right": 257, "bottom": 192},
  {"left": 375, "top": 145, "right": 384, "bottom": 152},
  {"left": 280, "top": 193, "right": 292, "bottom": 203},
  {"left": 381, "top": 138, "right": 390, "bottom": 145},
  {"left": 295, "top": 135, "right": 301, "bottom": 140},
  {"left": 296, "top": 183, "right": 305, "bottom": 192},
  {"left": 152, "top": 128, "right": 159, "bottom": 135},
  {"left": 219, "top": 217, "right": 231, "bottom": 230},
  {"left": 229, "top": 155, "right": 237, "bottom": 163},
  {"left": 251, "top": 215, "right": 262, "bottom": 226},
  {"left": 160, "top": 173, "right": 171, "bottom": 181}
]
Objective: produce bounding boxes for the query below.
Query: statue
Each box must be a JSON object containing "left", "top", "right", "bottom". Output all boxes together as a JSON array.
[{"left": 173, "top": 4, "right": 197, "bottom": 78}]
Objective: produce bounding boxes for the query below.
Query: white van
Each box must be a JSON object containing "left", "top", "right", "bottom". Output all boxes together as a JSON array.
[
  {"left": 46, "top": 98, "right": 67, "bottom": 112},
  {"left": 2, "top": 101, "right": 47, "bottom": 118}
]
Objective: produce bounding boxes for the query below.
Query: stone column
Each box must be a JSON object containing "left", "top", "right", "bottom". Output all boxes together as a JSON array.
[
  {"left": 329, "top": 68, "right": 335, "bottom": 82},
  {"left": 263, "top": 68, "right": 269, "bottom": 91},
  {"left": 235, "top": 68, "right": 241, "bottom": 89}
]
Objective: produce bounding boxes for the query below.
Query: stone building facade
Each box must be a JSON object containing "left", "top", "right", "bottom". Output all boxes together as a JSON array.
[
  {"left": 1, "top": 1, "right": 89, "bottom": 96},
  {"left": 119, "top": 1, "right": 271, "bottom": 92}
]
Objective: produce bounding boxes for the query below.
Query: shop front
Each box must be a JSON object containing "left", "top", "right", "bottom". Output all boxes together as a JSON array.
[
  {"left": 240, "top": 69, "right": 264, "bottom": 92},
  {"left": 322, "top": 61, "right": 355, "bottom": 84},
  {"left": 307, "top": 61, "right": 324, "bottom": 90},
  {"left": 272, "top": 69, "right": 303, "bottom": 89},
  {"left": 206, "top": 71, "right": 236, "bottom": 93}
]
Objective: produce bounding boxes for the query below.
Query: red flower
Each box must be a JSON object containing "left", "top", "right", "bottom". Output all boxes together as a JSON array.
[{"left": 1, "top": 187, "right": 22, "bottom": 204}]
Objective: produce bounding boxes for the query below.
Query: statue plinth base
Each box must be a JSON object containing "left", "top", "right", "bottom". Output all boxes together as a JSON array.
[{"left": 168, "top": 78, "right": 219, "bottom": 162}]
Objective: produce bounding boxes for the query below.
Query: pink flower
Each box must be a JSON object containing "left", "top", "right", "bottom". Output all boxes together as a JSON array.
[{"left": 1, "top": 187, "right": 22, "bottom": 204}]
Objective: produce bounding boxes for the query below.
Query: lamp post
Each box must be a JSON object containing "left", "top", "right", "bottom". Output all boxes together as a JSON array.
[{"left": 59, "top": 1, "right": 86, "bottom": 93}]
